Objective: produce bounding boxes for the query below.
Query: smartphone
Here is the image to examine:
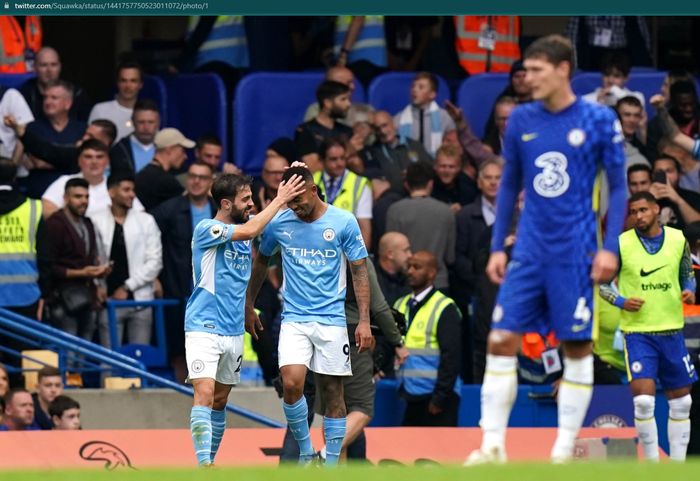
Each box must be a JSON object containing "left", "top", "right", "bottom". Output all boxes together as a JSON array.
[{"left": 652, "top": 170, "right": 667, "bottom": 184}]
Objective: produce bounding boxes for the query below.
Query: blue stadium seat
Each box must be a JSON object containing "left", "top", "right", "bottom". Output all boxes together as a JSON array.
[
  {"left": 571, "top": 72, "right": 601, "bottom": 98},
  {"left": 165, "top": 73, "right": 227, "bottom": 162},
  {"left": 140, "top": 75, "right": 168, "bottom": 125},
  {"left": 368, "top": 72, "right": 451, "bottom": 115},
  {"left": 0, "top": 73, "right": 35, "bottom": 89},
  {"left": 456, "top": 73, "right": 509, "bottom": 139}
]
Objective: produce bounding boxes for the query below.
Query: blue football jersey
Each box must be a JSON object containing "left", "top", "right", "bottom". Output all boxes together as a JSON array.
[
  {"left": 185, "top": 219, "right": 251, "bottom": 336},
  {"left": 492, "top": 98, "right": 627, "bottom": 263},
  {"left": 259, "top": 205, "right": 368, "bottom": 326}
]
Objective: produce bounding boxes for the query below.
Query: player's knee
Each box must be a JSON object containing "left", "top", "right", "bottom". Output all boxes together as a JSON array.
[
  {"left": 487, "top": 329, "right": 518, "bottom": 356},
  {"left": 668, "top": 394, "right": 692, "bottom": 420},
  {"left": 281, "top": 375, "right": 303, "bottom": 398},
  {"left": 633, "top": 394, "right": 655, "bottom": 420},
  {"left": 212, "top": 392, "right": 229, "bottom": 410}
]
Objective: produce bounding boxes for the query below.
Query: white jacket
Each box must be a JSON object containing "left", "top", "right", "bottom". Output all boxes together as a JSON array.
[{"left": 89, "top": 207, "right": 163, "bottom": 301}]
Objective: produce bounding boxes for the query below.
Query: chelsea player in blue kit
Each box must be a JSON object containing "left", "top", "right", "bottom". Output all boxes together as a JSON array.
[
  {"left": 466, "top": 35, "right": 628, "bottom": 464},
  {"left": 185, "top": 172, "right": 305, "bottom": 467},
  {"left": 245, "top": 166, "right": 373, "bottom": 467}
]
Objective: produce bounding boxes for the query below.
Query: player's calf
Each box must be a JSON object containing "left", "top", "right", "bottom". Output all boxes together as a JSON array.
[
  {"left": 633, "top": 394, "right": 659, "bottom": 461},
  {"left": 668, "top": 392, "right": 692, "bottom": 461}
]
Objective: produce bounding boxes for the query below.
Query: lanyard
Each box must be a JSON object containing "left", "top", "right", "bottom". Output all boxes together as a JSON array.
[{"left": 324, "top": 171, "right": 346, "bottom": 204}]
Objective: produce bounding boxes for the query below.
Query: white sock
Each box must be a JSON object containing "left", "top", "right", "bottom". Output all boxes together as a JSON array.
[
  {"left": 551, "top": 355, "right": 593, "bottom": 460},
  {"left": 479, "top": 354, "right": 518, "bottom": 452},
  {"left": 668, "top": 394, "right": 692, "bottom": 462},
  {"left": 633, "top": 394, "right": 659, "bottom": 461}
]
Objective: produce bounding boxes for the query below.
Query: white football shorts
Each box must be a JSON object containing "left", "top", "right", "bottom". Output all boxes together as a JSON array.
[
  {"left": 185, "top": 331, "right": 243, "bottom": 385},
  {"left": 278, "top": 321, "right": 352, "bottom": 376}
]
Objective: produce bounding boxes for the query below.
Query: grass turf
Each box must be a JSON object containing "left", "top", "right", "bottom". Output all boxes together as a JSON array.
[{"left": 5, "top": 461, "right": 700, "bottom": 481}]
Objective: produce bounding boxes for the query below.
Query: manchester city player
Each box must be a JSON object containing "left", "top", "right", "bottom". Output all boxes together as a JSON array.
[
  {"left": 466, "top": 35, "right": 628, "bottom": 464},
  {"left": 245, "top": 166, "right": 373, "bottom": 467},
  {"left": 185, "top": 172, "right": 305, "bottom": 467}
]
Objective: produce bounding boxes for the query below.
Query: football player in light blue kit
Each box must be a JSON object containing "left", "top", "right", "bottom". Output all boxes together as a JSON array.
[
  {"left": 185, "top": 172, "right": 305, "bottom": 467},
  {"left": 245, "top": 166, "right": 373, "bottom": 467},
  {"left": 466, "top": 35, "right": 628, "bottom": 464}
]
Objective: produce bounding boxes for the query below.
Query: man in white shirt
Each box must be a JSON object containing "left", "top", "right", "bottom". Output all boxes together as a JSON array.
[
  {"left": 0, "top": 86, "right": 34, "bottom": 162},
  {"left": 582, "top": 52, "right": 644, "bottom": 107},
  {"left": 88, "top": 61, "right": 144, "bottom": 142}
]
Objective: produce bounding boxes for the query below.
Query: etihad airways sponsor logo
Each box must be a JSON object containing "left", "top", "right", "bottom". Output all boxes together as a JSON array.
[{"left": 285, "top": 247, "right": 338, "bottom": 266}]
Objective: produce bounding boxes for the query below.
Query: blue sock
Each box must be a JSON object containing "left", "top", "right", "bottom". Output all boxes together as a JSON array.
[
  {"left": 283, "top": 397, "right": 315, "bottom": 456},
  {"left": 210, "top": 409, "right": 226, "bottom": 463},
  {"left": 190, "top": 406, "right": 213, "bottom": 466},
  {"left": 323, "top": 416, "right": 346, "bottom": 467}
]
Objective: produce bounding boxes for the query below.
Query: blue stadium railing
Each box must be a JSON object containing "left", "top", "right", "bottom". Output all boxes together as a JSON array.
[{"left": 0, "top": 307, "right": 283, "bottom": 427}]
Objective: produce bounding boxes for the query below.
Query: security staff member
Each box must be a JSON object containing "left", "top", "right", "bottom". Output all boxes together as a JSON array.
[
  {"left": 394, "top": 251, "right": 462, "bottom": 426},
  {"left": 0, "top": 16, "right": 42, "bottom": 73}
]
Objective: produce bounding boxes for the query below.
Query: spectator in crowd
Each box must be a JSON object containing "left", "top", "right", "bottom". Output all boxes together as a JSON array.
[
  {"left": 650, "top": 155, "right": 700, "bottom": 230},
  {"left": 266, "top": 137, "right": 298, "bottom": 166},
  {"left": 313, "top": 137, "right": 373, "bottom": 248},
  {"left": 0, "top": 389, "right": 39, "bottom": 431},
  {"left": 374, "top": 232, "right": 412, "bottom": 305},
  {"left": 32, "top": 366, "right": 62, "bottom": 430},
  {"left": 566, "top": 16, "right": 652, "bottom": 70},
  {"left": 615, "top": 96, "right": 649, "bottom": 164},
  {"left": 483, "top": 96, "right": 517, "bottom": 156},
  {"left": 394, "top": 72, "right": 456, "bottom": 157},
  {"left": 194, "top": 134, "right": 241, "bottom": 176},
  {"left": 38, "top": 178, "right": 110, "bottom": 341},
  {"left": 444, "top": 100, "right": 498, "bottom": 173},
  {"left": 650, "top": 92, "right": 700, "bottom": 161},
  {"left": 345, "top": 103, "right": 376, "bottom": 172},
  {"left": 431, "top": 144, "right": 478, "bottom": 213},
  {"left": 304, "top": 66, "right": 357, "bottom": 122},
  {"left": 88, "top": 60, "right": 144, "bottom": 142},
  {"left": 49, "top": 395, "right": 81, "bottom": 430},
  {"left": 660, "top": 71, "right": 696, "bottom": 104},
  {"left": 252, "top": 151, "right": 289, "bottom": 213},
  {"left": 41, "top": 139, "right": 144, "bottom": 219},
  {"left": 582, "top": 52, "right": 644, "bottom": 107},
  {"left": 648, "top": 80, "right": 700, "bottom": 157},
  {"left": 627, "top": 164, "right": 652, "bottom": 195},
  {"left": 135, "top": 128, "right": 192, "bottom": 211},
  {"left": 152, "top": 162, "right": 215, "bottom": 382},
  {"left": 92, "top": 172, "right": 162, "bottom": 347},
  {"left": 497, "top": 60, "right": 533, "bottom": 104},
  {"left": 0, "top": 364, "right": 8, "bottom": 398},
  {"left": 0, "top": 85, "right": 34, "bottom": 163},
  {"left": 387, "top": 161, "right": 455, "bottom": 290},
  {"left": 658, "top": 138, "right": 700, "bottom": 194},
  {"left": 295, "top": 80, "right": 353, "bottom": 173},
  {"left": 335, "top": 16, "right": 387, "bottom": 87},
  {"left": 19, "top": 46, "right": 91, "bottom": 121},
  {"left": 109, "top": 99, "right": 159, "bottom": 175},
  {"left": 395, "top": 251, "right": 461, "bottom": 426}
]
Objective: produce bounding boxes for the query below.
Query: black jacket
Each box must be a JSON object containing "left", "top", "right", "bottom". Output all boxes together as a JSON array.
[
  {"left": 454, "top": 197, "right": 489, "bottom": 295},
  {"left": 110, "top": 135, "right": 136, "bottom": 174},
  {"left": 373, "top": 257, "right": 411, "bottom": 306}
]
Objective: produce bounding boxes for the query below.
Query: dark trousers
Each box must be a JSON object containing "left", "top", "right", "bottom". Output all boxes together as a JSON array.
[
  {"left": 402, "top": 393, "right": 459, "bottom": 427},
  {"left": 689, "top": 380, "right": 700, "bottom": 455}
]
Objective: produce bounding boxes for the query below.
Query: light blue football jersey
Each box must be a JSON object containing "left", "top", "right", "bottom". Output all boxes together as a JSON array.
[
  {"left": 185, "top": 219, "right": 251, "bottom": 336},
  {"left": 259, "top": 205, "right": 368, "bottom": 326}
]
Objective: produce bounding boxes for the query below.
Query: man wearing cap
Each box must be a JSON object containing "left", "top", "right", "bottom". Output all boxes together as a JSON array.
[{"left": 135, "top": 128, "right": 194, "bottom": 211}]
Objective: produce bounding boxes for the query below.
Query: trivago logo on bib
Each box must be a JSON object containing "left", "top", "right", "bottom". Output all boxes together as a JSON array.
[
  {"left": 640, "top": 282, "right": 672, "bottom": 292},
  {"left": 285, "top": 247, "right": 337, "bottom": 266}
]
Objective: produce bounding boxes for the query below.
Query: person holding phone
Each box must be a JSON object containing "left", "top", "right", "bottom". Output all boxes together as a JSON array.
[{"left": 650, "top": 155, "right": 700, "bottom": 230}]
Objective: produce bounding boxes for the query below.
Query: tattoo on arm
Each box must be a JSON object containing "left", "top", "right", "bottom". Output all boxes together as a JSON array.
[{"left": 350, "top": 258, "right": 370, "bottom": 322}]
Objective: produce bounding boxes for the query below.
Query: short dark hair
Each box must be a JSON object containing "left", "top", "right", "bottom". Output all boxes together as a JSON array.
[
  {"left": 414, "top": 71, "right": 438, "bottom": 93},
  {"left": 627, "top": 163, "right": 652, "bottom": 179},
  {"left": 653, "top": 155, "right": 682, "bottom": 174},
  {"left": 132, "top": 98, "right": 159, "bottom": 115},
  {"left": 116, "top": 59, "right": 143, "bottom": 82},
  {"left": 107, "top": 171, "right": 135, "bottom": 189},
  {"left": 37, "top": 366, "right": 60, "bottom": 381},
  {"left": 89, "top": 119, "right": 117, "bottom": 146},
  {"left": 319, "top": 137, "right": 346, "bottom": 160},
  {"left": 316, "top": 80, "right": 350, "bottom": 108},
  {"left": 616, "top": 95, "right": 643, "bottom": 111},
  {"left": 46, "top": 79, "right": 75, "bottom": 98},
  {"left": 0, "top": 157, "right": 17, "bottom": 184},
  {"left": 64, "top": 177, "right": 89, "bottom": 193},
  {"left": 670, "top": 80, "right": 698, "bottom": 101},
  {"left": 196, "top": 134, "right": 222, "bottom": 151},
  {"left": 3, "top": 387, "right": 29, "bottom": 408},
  {"left": 685, "top": 221, "right": 700, "bottom": 246},
  {"left": 629, "top": 191, "right": 657, "bottom": 205},
  {"left": 189, "top": 161, "right": 216, "bottom": 175},
  {"left": 78, "top": 138, "right": 109, "bottom": 156},
  {"left": 211, "top": 174, "right": 252, "bottom": 207},
  {"left": 282, "top": 166, "right": 313, "bottom": 184},
  {"left": 49, "top": 395, "right": 80, "bottom": 419},
  {"left": 405, "top": 161, "right": 435, "bottom": 190},
  {"left": 524, "top": 35, "right": 574, "bottom": 75},
  {"left": 600, "top": 51, "right": 631, "bottom": 77}
]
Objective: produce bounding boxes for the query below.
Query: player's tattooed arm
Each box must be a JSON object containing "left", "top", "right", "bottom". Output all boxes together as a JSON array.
[
  {"left": 350, "top": 258, "right": 373, "bottom": 352},
  {"left": 245, "top": 253, "right": 270, "bottom": 339}
]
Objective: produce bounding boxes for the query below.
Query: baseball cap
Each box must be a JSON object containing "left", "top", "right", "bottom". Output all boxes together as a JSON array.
[{"left": 154, "top": 128, "right": 195, "bottom": 149}]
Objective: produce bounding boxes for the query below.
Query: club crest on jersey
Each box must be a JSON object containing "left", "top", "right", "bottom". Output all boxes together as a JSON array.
[
  {"left": 567, "top": 128, "right": 586, "bottom": 147},
  {"left": 209, "top": 224, "right": 223, "bottom": 238},
  {"left": 612, "top": 119, "right": 624, "bottom": 143},
  {"left": 492, "top": 305, "right": 504, "bottom": 323},
  {"left": 631, "top": 361, "right": 643, "bottom": 373},
  {"left": 323, "top": 228, "right": 336, "bottom": 241}
]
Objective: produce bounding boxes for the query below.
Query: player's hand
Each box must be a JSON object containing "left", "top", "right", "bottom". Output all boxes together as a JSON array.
[
  {"left": 650, "top": 94, "right": 666, "bottom": 110},
  {"left": 591, "top": 249, "right": 618, "bottom": 283},
  {"left": 623, "top": 297, "right": 645, "bottom": 312},
  {"left": 682, "top": 290, "right": 696, "bottom": 305},
  {"left": 275, "top": 174, "right": 306, "bottom": 203},
  {"left": 355, "top": 321, "right": 373, "bottom": 353},
  {"left": 245, "top": 305, "right": 264, "bottom": 340},
  {"left": 394, "top": 345, "right": 409, "bottom": 366},
  {"left": 428, "top": 402, "right": 443, "bottom": 415},
  {"left": 222, "top": 162, "right": 242, "bottom": 175},
  {"left": 486, "top": 251, "right": 508, "bottom": 285}
]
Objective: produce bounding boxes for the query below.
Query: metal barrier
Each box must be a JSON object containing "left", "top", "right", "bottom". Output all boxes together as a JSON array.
[{"left": 0, "top": 307, "right": 284, "bottom": 427}]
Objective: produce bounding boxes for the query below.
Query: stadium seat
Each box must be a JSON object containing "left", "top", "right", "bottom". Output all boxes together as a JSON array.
[
  {"left": 571, "top": 72, "right": 601, "bottom": 98},
  {"left": 456, "top": 73, "right": 509, "bottom": 139},
  {"left": 0, "top": 72, "right": 35, "bottom": 89},
  {"left": 140, "top": 75, "right": 168, "bottom": 126},
  {"left": 368, "top": 72, "right": 451, "bottom": 115},
  {"left": 21, "top": 349, "right": 58, "bottom": 390},
  {"left": 104, "top": 376, "right": 142, "bottom": 389},
  {"left": 165, "top": 73, "right": 227, "bottom": 163}
]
